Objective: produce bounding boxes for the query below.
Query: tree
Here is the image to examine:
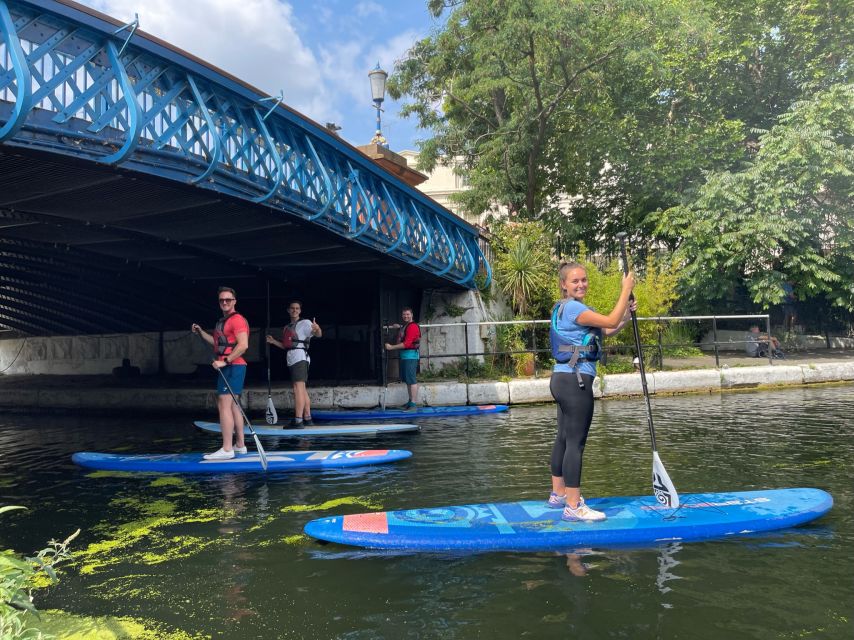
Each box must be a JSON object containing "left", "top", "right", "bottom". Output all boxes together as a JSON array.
[
  {"left": 393, "top": 0, "right": 851, "bottom": 271},
  {"left": 389, "top": 0, "right": 711, "bottom": 232},
  {"left": 655, "top": 83, "right": 854, "bottom": 312},
  {"left": 490, "top": 221, "right": 554, "bottom": 318}
]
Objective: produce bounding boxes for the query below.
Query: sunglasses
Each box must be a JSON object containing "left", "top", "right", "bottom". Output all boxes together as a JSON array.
[{"left": 219, "top": 298, "right": 235, "bottom": 304}]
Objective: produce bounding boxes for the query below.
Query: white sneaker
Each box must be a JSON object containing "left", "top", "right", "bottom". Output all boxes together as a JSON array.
[
  {"left": 562, "top": 497, "right": 606, "bottom": 522},
  {"left": 233, "top": 446, "right": 248, "bottom": 454},
  {"left": 203, "top": 448, "right": 234, "bottom": 460}
]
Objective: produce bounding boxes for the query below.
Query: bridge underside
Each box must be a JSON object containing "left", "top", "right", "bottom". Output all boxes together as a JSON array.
[
  {"left": 0, "top": 145, "right": 450, "bottom": 338},
  {"left": 0, "top": 0, "right": 490, "bottom": 383}
]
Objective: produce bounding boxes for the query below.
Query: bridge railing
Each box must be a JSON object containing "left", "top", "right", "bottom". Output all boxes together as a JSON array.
[{"left": 0, "top": 0, "right": 490, "bottom": 289}]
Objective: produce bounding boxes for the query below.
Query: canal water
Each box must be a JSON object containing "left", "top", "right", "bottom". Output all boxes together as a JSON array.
[{"left": 1, "top": 384, "right": 851, "bottom": 639}]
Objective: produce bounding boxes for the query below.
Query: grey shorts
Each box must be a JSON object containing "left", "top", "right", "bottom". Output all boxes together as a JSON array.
[{"left": 288, "top": 360, "right": 309, "bottom": 383}]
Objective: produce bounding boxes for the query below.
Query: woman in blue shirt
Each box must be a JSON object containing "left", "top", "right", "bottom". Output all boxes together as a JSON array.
[{"left": 548, "top": 262, "right": 635, "bottom": 521}]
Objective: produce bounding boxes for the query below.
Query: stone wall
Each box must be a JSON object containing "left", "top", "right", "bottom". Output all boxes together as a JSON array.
[
  {"left": 419, "top": 287, "right": 512, "bottom": 372},
  {"left": 0, "top": 330, "right": 263, "bottom": 376}
]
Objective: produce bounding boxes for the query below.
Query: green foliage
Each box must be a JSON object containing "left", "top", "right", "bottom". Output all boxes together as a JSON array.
[
  {"left": 393, "top": 0, "right": 852, "bottom": 311},
  {"left": 1, "top": 507, "right": 79, "bottom": 640},
  {"left": 473, "top": 268, "right": 492, "bottom": 300},
  {"left": 659, "top": 322, "right": 704, "bottom": 357},
  {"left": 443, "top": 303, "right": 467, "bottom": 318},
  {"left": 419, "top": 357, "right": 504, "bottom": 381},
  {"left": 490, "top": 221, "right": 555, "bottom": 318},
  {"left": 597, "top": 357, "right": 637, "bottom": 375},
  {"left": 389, "top": 0, "right": 710, "bottom": 231},
  {"left": 656, "top": 83, "right": 854, "bottom": 312},
  {"left": 561, "top": 250, "right": 680, "bottom": 348}
]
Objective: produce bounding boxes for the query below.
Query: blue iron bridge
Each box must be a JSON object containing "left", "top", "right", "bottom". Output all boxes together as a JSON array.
[{"left": 0, "top": 0, "right": 491, "bottom": 335}]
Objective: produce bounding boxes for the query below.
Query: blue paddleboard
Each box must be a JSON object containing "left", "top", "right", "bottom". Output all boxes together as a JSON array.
[
  {"left": 194, "top": 421, "right": 420, "bottom": 437},
  {"left": 303, "top": 488, "right": 833, "bottom": 551},
  {"left": 72, "top": 449, "right": 412, "bottom": 474},
  {"left": 312, "top": 404, "right": 509, "bottom": 421}
]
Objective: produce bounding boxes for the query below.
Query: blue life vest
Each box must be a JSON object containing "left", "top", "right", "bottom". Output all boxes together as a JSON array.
[{"left": 550, "top": 301, "right": 602, "bottom": 388}]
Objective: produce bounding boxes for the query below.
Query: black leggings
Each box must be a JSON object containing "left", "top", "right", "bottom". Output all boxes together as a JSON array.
[{"left": 549, "top": 371, "right": 595, "bottom": 487}]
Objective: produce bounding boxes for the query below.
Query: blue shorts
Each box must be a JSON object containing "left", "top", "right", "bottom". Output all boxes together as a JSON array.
[
  {"left": 400, "top": 359, "right": 418, "bottom": 385},
  {"left": 216, "top": 364, "right": 247, "bottom": 395}
]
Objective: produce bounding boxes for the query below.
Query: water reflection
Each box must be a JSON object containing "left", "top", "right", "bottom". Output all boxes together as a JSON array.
[{"left": 655, "top": 542, "right": 682, "bottom": 599}]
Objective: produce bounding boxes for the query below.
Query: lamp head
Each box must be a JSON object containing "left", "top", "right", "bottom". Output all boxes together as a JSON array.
[{"left": 368, "top": 62, "right": 388, "bottom": 103}]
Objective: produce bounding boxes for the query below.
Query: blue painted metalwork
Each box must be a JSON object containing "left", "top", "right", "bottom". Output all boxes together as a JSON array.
[
  {"left": 0, "top": 0, "right": 491, "bottom": 288},
  {"left": 0, "top": 1, "right": 29, "bottom": 140}
]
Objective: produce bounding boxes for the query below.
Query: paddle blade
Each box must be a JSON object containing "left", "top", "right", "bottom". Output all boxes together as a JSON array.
[
  {"left": 652, "top": 451, "right": 679, "bottom": 508},
  {"left": 253, "top": 433, "right": 268, "bottom": 471},
  {"left": 265, "top": 396, "right": 278, "bottom": 425}
]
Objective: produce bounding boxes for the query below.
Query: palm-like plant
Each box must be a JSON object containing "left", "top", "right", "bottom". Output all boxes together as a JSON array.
[{"left": 493, "top": 234, "right": 553, "bottom": 317}]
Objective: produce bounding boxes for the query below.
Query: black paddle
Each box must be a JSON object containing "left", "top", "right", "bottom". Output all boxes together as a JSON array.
[
  {"left": 217, "top": 367, "right": 268, "bottom": 471},
  {"left": 616, "top": 232, "right": 679, "bottom": 508},
  {"left": 379, "top": 325, "right": 389, "bottom": 411},
  {"left": 265, "top": 280, "right": 278, "bottom": 424}
]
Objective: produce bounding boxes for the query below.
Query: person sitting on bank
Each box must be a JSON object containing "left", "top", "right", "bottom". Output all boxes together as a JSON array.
[
  {"left": 385, "top": 307, "right": 421, "bottom": 409},
  {"left": 112, "top": 358, "right": 140, "bottom": 378},
  {"left": 745, "top": 324, "right": 785, "bottom": 358}
]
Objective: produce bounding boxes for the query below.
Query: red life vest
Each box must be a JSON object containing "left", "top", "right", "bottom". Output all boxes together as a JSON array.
[
  {"left": 398, "top": 322, "right": 421, "bottom": 350},
  {"left": 212, "top": 312, "right": 248, "bottom": 362},
  {"left": 282, "top": 322, "right": 310, "bottom": 351}
]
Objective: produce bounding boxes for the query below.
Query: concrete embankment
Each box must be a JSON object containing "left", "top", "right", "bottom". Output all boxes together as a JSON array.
[{"left": 2, "top": 360, "right": 853, "bottom": 413}]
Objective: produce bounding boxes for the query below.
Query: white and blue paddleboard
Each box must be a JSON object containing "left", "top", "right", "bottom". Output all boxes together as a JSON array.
[
  {"left": 312, "top": 404, "right": 509, "bottom": 421},
  {"left": 194, "top": 421, "right": 420, "bottom": 437},
  {"left": 304, "top": 488, "right": 833, "bottom": 551},
  {"left": 72, "top": 449, "right": 412, "bottom": 474}
]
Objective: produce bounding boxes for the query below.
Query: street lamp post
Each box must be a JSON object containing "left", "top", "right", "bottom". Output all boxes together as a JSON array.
[{"left": 368, "top": 62, "right": 388, "bottom": 147}]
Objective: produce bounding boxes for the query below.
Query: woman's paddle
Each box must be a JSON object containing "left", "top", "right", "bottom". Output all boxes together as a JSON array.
[
  {"left": 217, "top": 367, "right": 268, "bottom": 471},
  {"left": 616, "top": 232, "right": 680, "bottom": 508},
  {"left": 264, "top": 280, "right": 278, "bottom": 424}
]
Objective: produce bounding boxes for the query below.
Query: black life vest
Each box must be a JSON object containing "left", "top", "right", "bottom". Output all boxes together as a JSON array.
[{"left": 213, "top": 312, "right": 238, "bottom": 360}]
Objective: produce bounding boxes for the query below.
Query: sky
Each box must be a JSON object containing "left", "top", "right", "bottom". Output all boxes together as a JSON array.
[{"left": 79, "top": 0, "right": 442, "bottom": 152}]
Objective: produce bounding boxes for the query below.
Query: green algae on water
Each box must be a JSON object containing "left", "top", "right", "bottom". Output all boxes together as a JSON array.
[
  {"left": 280, "top": 496, "right": 384, "bottom": 514},
  {"left": 149, "top": 476, "right": 186, "bottom": 488},
  {"left": 86, "top": 471, "right": 138, "bottom": 479},
  {"left": 29, "top": 609, "right": 209, "bottom": 640},
  {"left": 76, "top": 497, "right": 236, "bottom": 575}
]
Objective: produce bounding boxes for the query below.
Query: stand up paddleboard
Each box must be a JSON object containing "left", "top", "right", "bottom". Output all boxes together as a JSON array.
[
  {"left": 312, "top": 404, "right": 509, "bottom": 421},
  {"left": 73, "top": 449, "right": 411, "bottom": 474},
  {"left": 304, "top": 488, "right": 832, "bottom": 551},
  {"left": 194, "top": 421, "right": 419, "bottom": 437}
]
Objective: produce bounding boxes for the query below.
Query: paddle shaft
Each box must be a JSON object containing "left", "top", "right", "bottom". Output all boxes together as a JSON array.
[
  {"left": 192, "top": 329, "right": 267, "bottom": 469},
  {"left": 265, "top": 280, "right": 272, "bottom": 396},
  {"left": 216, "top": 367, "right": 258, "bottom": 439},
  {"left": 617, "top": 234, "right": 658, "bottom": 452},
  {"left": 380, "top": 325, "right": 388, "bottom": 410},
  {"left": 216, "top": 366, "right": 268, "bottom": 469}
]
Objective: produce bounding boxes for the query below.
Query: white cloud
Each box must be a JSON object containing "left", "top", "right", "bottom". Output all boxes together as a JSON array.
[
  {"left": 76, "top": 0, "right": 426, "bottom": 146},
  {"left": 317, "top": 29, "right": 420, "bottom": 123},
  {"left": 79, "top": 0, "right": 342, "bottom": 124},
  {"left": 355, "top": 1, "right": 383, "bottom": 18}
]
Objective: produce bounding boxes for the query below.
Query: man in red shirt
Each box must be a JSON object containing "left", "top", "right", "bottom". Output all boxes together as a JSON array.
[
  {"left": 192, "top": 286, "right": 250, "bottom": 459},
  {"left": 385, "top": 307, "right": 421, "bottom": 409}
]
